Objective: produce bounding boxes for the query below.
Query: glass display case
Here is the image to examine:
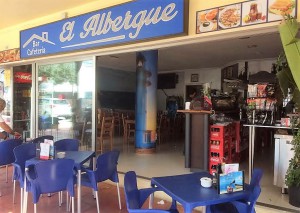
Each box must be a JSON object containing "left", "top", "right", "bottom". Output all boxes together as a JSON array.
[{"left": 13, "top": 65, "right": 32, "bottom": 138}]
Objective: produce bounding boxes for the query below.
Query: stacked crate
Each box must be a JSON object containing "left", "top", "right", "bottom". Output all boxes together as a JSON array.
[
  {"left": 209, "top": 122, "right": 240, "bottom": 174},
  {"left": 209, "top": 124, "right": 231, "bottom": 174}
]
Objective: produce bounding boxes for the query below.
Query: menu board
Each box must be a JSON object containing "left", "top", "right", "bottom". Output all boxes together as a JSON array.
[{"left": 196, "top": 0, "right": 297, "bottom": 34}]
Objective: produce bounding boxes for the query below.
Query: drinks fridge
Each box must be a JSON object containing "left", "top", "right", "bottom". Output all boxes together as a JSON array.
[
  {"left": 13, "top": 65, "right": 32, "bottom": 139},
  {"left": 273, "top": 134, "right": 294, "bottom": 193}
]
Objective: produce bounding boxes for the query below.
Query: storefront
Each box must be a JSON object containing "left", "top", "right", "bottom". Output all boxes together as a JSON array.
[{"left": 0, "top": 0, "right": 299, "bottom": 211}]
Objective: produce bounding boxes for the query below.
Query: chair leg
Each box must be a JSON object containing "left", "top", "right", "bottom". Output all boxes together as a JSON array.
[
  {"left": 34, "top": 203, "right": 37, "bottom": 213},
  {"left": 95, "top": 190, "right": 100, "bottom": 213},
  {"left": 21, "top": 188, "right": 24, "bottom": 213},
  {"left": 13, "top": 180, "right": 16, "bottom": 203},
  {"left": 6, "top": 165, "right": 8, "bottom": 182},
  {"left": 117, "top": 183, "right": 121, "bottom": 210},
  {"left": 71, "top": 197, "right": 75, "bottom": 213},
  {"left": 23, "top": 191, "right": 28, "bottom": 213},
  {"left": 59, "top": 191, "right": 62, "bottom": 206}
]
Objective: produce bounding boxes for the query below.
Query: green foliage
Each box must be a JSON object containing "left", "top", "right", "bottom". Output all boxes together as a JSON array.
[
  {"left": 39, "top": 62, "right": 78, "bottom": 85},
  {"left": 275, "top": 52, "right": 300, "bottom": 109},
  {"left": 286, "top": 130, "right": 300, "bottom": 187}
]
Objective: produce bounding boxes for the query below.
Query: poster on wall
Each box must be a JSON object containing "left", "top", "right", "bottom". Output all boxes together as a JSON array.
[
  {"left": 268, "top": 0, "right": 296, "bottom": 22},
  {"left": 241, "top": 0, "right": 268, "bottom": 26},
  {"left": 218, "top": 4, "right": 242, "bottom": 30},
  {"left": 196, "top": 0, "right": 297, "bottom": 34},
  {"left": 196, "top": 8, "right": 218, "bottom": 33}
]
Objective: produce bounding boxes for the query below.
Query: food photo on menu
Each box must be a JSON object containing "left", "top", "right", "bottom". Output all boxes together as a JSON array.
[
  {"left": 268, "top": 0, "right": 296, "bottom": 21},
  {"left": 197, "top": 8, "right": 218, "bottom": 33},
  {"left": 218, "top": 4, "right": 241, "bottom": 30},
  {"left": 242, "top": 0, "right": 267, "bottom": 26}
]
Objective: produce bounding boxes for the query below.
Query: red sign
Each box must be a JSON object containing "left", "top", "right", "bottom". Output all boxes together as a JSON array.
[{"left": 14, "top": 72, "right": 32, "bottom": 83}]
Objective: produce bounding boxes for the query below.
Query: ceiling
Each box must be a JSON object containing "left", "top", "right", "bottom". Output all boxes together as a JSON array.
[
  {"left": 1, "top": 0, "right": 283, "bottom": 71},
  {"left": 97, "top": 31, "right": 283, "bottom": 71}
]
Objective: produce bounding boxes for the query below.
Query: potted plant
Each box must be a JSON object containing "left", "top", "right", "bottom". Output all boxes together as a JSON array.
[{"left": 285, "top": 130, "right": 300, "bottom": 207}]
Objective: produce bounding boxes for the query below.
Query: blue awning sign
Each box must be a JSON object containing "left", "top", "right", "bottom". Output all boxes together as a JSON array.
[{"left": 20, "top": 0, "right": 187, "bottom": 59}]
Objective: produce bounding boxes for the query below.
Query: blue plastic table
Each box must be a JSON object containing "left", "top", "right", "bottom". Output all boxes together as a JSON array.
[
  {"left": 25, "top": 150, "right": 95, "bottom": 213},
  {"left": 151, "top": 172, "right": 249, "bottom": 213}
]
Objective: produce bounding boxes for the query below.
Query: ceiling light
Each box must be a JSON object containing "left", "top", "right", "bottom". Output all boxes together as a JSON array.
[
  {"left": 109, "top": 55, "right": 119, "bottom": 59},
  {"left": 239, "top": 36, "right": 250, "bottom": 40},
  {"left": 247, "top": 44, "right": 257, "bottom": 48}
]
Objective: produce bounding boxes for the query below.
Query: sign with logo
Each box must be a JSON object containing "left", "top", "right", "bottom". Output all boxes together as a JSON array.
[
  {"left": 14, "top": 72, "right": 32, "bottom": 83},
  {"left": 20, "top": 0, "right": 188, "bottom": 59}
]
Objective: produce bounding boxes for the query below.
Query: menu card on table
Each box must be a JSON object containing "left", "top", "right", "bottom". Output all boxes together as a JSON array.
[
  {"left": 39, "top": 139, "right": 55, "bottom": 160},
  {"left": 218, "top": 170, "right": 244, "bottom": 194},
  {"left": 40, "top": 143, "right": 50, "bottom": 160}
]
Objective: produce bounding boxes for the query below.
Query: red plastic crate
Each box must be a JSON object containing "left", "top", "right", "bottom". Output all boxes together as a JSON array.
[
  {"left": 210, "top": 124, "right": 231, "bottom": 139},
  {"left": 209, "top": 150, "right": 229, "bottom": 164},
  {"left": 209, "top": 137, "right": 230, "bottom": 153}
]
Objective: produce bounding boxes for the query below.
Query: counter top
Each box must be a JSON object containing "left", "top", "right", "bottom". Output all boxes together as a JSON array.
[
  {"left": 177, "top": 110, "right": 212, "bottom": 114},
  {"left": 243, "top": 124, "right": 298, "bottom": 129}
]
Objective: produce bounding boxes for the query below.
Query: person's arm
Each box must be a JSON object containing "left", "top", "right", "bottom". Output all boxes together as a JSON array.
[{"left": 0, "top": 122, "right": 21, "bottom": 139}]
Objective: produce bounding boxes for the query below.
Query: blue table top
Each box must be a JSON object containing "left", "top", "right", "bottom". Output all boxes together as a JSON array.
[
  {"left": 151, "top": 172, "right": 249, "bottom": 211},
  {"left": 26, "top": 150, "right": 95, "bottom": 169}
]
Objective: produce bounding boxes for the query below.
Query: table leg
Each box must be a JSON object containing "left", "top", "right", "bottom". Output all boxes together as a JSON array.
[
  {"left": 77, "top": 169, "right": 81, "bottom": 213},
  {"left": 22, "top": 176, "right": 27, "bottom": 213},
  {"left": 248, "top": 126, "right": 255, "bottom": 180},
  {"left": 185, "top": 113, "right": 190, "bottom": 168}
]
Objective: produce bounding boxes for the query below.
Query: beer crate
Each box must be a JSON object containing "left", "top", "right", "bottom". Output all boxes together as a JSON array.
[
  {"left": 210, "top": 124, "right": 231, "bottom": 140},
  {"left": 209, "top": 137, "right": 231, "bottom": 153}
]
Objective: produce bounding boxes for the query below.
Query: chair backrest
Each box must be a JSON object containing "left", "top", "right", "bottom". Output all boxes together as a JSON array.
[
  {"left": 55, "top": 138, "right": 79, "bottom": 151},
  {"left": 249, "top": 168, "right": 263, "bottom": 189},
  {"left": 13, "top": 143, "right": 36, "bottom": 172},
  {"left": 247, "top": 185, "right": 261, "bottom": 212},
  {"left": 124, "top": 171, "right": 142, "bottom": 209},
  {"left": 0, "top": 139, "right": 22, "bottom": 166},
  {"left": 100, "top": 116, "right": 114, "bottom": 136},
  {"left": 31, "top": 135, "right": 54, "bottom": 143},
  {"left": 95, "top": 150, "right": 120, "bottom": 182},
  {"left": 26, "top": 158, "right": 75, "bottom": 203},
  {"left": 247, "top": 168, "right": 263, "bottom": 208}
]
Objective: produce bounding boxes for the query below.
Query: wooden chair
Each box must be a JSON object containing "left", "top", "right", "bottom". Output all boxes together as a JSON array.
[
  {"left": 122, "top": 114, "right": 128, "bottom": 144},
  {"left": 97, "top": 116, "right": 114, "bottom": 153},
  {"left": 126, "top": 119, "right": 135, "bottom": 144},
  {"left": 113, "top": 111, "right": 121, "bottom": 135}
]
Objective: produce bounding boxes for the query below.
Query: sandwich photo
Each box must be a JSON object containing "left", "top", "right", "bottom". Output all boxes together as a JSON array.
[{"left": 269, "top": 0, "right": 295, "bottom": 15}]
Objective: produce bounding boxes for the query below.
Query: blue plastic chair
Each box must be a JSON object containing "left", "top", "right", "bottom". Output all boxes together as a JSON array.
[
  {"left": 206, "top": 168, "right": 263, "bottom": 213},
  {"left": 81, "top": 150, "right": 121, "bottom": 213},
  {"left": 12, "top": 143, "right": 36, "bottom": 205},
  {"left": 23, "top": 158, "right": 76, "bottom": 213},
  {"left": 0, "top": 139, "right": 22, "bottom": 196},
  {"left": 55, "top": 138, "right": 79, "bottom": 151},
  {"left": 30, "top": 135, "right": 54, "bottom": 143},
  {"left": 124, "top": 171, "right": 178, "bottom": 213}
]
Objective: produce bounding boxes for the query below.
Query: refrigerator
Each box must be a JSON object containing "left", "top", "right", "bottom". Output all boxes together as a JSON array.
[{"left": 273, "top": 134, "right": 294, "bottom": 193}]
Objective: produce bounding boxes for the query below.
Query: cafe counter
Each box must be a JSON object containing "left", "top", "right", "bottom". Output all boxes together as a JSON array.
[{"left": 177, "top": 110, "right": 212, "bottom": 171}]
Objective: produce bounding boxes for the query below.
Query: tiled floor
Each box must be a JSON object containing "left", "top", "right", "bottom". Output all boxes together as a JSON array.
[{"left": 115, "top": 133, "right": 300, "bottom": 213}]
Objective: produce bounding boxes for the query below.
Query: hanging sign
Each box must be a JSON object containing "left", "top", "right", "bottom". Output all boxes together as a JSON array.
[{"left": 20, "top": 0, "right": 187, "bottom": 59}]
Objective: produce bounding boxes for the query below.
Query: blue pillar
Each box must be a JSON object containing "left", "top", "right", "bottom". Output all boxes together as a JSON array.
[{"left": 135, "top": 50, "right": 157, "bottom": 154}]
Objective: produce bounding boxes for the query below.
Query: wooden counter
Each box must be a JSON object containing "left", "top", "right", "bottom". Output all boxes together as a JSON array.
[{"left": 177, "top": 110, "right": 212, "bottom": 171}]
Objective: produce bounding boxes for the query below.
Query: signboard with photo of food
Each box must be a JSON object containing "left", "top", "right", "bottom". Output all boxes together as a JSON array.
[
  {"left": 242, "top": 0, "right": 267, "bottom": 26},
  {"left": 218, "top": 4, "right": 242, "bottom": 30},
  {"left": 268, "top": 0, "right": 296, "bottom": 21},
  {"left": 196, "top": 8, "right": 218, "bottom": 33},
  {"left": 195, "top": 0, "right": 297, "bottom": 34}
]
